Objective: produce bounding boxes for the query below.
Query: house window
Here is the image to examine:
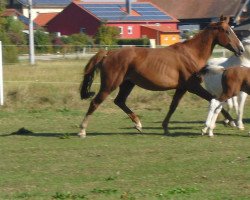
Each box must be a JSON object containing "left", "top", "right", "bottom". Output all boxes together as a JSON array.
[
  {"left": 128, "top": 26, "right": 133, "bottom": 34},
  {"left": 80, "top": 27, "right": 86, "bottom": 33},
  {"left": 119, "top": 26, "right": 123, "bottom": 35}
]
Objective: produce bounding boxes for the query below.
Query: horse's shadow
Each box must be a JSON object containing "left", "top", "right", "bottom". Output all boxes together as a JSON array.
[{"left": 1, "top": 120, "right": 248, "bottom": 138}]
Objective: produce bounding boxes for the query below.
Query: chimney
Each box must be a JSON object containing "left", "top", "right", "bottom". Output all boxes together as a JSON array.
[{"left": 126, "top": 0, "right": 131, "bottom": 15}]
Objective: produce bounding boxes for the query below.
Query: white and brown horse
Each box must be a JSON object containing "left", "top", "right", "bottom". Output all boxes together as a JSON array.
[
  {"left": 79, "top": 16, "right": 244, "bottom": 138},
  {"left": 208, "top": 36, "right": 250, "bottom": 130},
  {"left": 200, "top": 65, "right": 250, "bottom": 137}
]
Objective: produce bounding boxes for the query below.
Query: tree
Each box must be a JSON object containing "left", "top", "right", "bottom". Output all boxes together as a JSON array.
[
  {"left": 94, "top": 24, "right": 120, "bottom": 45},
  {"left": 0, "top": 6, "right": 19, "bottom": 63},
  {"left": 5, "top": 17, "right": 26, "bottom": 45},
  {"left": 34, "top": 28, "right": 52, "bottom": 53}
]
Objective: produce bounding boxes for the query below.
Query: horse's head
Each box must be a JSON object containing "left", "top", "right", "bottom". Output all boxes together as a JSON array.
[{"left": 209, "top": 16, "right": 244, "bottom": 56}]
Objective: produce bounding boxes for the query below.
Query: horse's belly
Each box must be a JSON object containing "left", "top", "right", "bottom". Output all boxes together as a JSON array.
[
  {"left": 204, "top": 74, "right": 223, "bottom": 98},
  {"left": 127, "top": 72, "right": 178, "bottom": 91}
]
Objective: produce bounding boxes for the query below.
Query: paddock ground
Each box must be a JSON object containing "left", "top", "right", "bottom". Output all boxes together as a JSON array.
[{"left": 0, "top": 60, "right": 249, "bottom": 199}]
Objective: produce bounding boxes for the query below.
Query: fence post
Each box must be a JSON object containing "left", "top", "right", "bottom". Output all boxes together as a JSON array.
[{"left": 0, "top": 41, "right": 3, "bottom": 105}]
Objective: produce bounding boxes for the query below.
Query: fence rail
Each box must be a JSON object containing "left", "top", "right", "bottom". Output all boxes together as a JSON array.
[{"left": 1, "top": 44, "right": 231, "bottom": 64}]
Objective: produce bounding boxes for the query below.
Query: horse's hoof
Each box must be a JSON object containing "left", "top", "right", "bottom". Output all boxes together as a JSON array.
[
  {"left": 163, "top": 129, "right": 170, "bottom": 136},
  {"left": 229, "top": 121, "right": 236, "bottom": 127},
  {"left": 134, "top": 121, "right": 142, "bottom": 133},
  {"left": 201, "top": 127, "right": 208, "bottom": 136},
  {"left": 134, "top": 125, "right": 142, "bottom": 133},
  {"left": 237, "top": 122, "right": 245, "bottom": 130},
  {"left": 208, "top": 134, "right": 215, "bottom": 138},
  {"left": 78, "top": 130, "right": 86, "bottom": 138},
  {"left": 238, "top": 126, "right": 245, "bottom": 130}
]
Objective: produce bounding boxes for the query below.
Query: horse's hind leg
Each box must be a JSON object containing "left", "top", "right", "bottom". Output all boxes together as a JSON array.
[
  {"left": 114, "top": 80, "right": 142, "bottom": 132},
  {"left": 79, "top": 90, "right": 110, "bottom": 138},
  {"left": 162, "top": 88, "right": 187, "bottom": 135},
  {"left": 237, "top": 91, "right": 248, "bottom": 130}
]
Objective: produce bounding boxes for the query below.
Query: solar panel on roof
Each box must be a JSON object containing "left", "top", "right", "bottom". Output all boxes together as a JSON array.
[{"left": 80, "top": 3, "right": 173, "bottom": 21}]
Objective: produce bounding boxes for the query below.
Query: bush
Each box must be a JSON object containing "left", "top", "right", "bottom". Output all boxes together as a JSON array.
[
  {"left": 0, "top": 31, "right": 18, "bottom": 63},
  {"left": 34, "top": 29, "right": 52, "bottom": 53},
  {"left": 94, "top": 24, "right": 120, "bottom": 45},
  {"left": 117, "top": 38, "right": 150, "bottom": 46}
]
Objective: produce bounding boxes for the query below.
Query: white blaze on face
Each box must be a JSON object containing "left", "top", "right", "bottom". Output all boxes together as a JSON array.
[{"left": 230, "top": 27, "right": 244, "bottom": 52}]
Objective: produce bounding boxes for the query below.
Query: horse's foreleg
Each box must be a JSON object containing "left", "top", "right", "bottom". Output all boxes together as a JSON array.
[
  {"left": 187, "top": 83, "right": 235, "bottom": 126},
  {"left": 237, "top": 91, "right": 248, "bottom": 130},
  {"left": 79, "top": 91, "right": 110, "bottom": 138},
  {"left": 114, "top": 81, "right": 142, "bottom": 132},
  {"left": 206, "top": 100, "right": 223, "bottom": 137},
  {"left": 162, "top": 89, "right": 187, "bottom": 135},
  {"left": 202, "top": 99, "right": 219, "bottom": 135}
]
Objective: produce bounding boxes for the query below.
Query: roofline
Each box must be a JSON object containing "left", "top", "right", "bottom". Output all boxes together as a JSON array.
[{"left": 73, "top": 2, "right": 102, "bottom": 22}]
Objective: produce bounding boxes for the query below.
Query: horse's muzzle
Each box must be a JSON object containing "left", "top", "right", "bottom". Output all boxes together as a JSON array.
[{"left": 235, "top": 43, "right": 245, "bottom": 56}]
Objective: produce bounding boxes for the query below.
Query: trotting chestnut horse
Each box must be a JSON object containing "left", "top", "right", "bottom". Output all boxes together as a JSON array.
[{"left": 79, "top": 16, "right": 244, "bottom": 138}]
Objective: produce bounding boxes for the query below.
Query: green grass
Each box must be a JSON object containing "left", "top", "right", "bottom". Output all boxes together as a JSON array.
[{"left": 0, "top": 60, "right": 249, "bottom": 199}]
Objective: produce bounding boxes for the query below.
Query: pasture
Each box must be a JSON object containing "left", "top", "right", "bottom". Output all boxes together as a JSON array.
[{"left": 0, "top": 60, "right": 249, "bottom": 199}]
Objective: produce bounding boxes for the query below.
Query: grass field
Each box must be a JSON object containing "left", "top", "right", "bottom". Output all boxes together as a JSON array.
[{"left": 0, "top": 60, "right": 250, "bottom": 199}]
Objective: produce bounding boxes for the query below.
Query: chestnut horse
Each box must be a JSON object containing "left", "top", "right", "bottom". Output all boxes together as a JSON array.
[
  {"left": 79, "top": 16, "right": 244, "bottom": 138},
  {"left": 200, "top": 65, "right": 250, "bottom": 136}
]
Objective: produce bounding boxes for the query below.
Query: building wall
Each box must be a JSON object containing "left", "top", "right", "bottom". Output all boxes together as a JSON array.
[
  {"left": 22, "top": 8, "right": 63, "bottom": 20},
  {"left": 141, "top": 23, "right": 180, "bottom": 45},
  {"left": 160, "top": 34, "right": 180, "bottom": 46},
  {"left": 107, "top": 23, "right": 141, "bottom": 39},
  {"left": 46, "top": 3, "right": 100, "bottom": 36}
]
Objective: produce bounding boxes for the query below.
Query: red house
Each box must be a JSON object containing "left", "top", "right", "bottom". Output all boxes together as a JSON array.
[{"left": 46, "top": 1, "right": 180, "bottom": 45}]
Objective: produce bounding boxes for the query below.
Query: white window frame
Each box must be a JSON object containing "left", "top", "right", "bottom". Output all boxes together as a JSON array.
[
  {"left": 119, "top": 26, "right": 123, "bottom": 35},
  {"left": 128, "top": 26, "right": 133, "bottom": 34}
]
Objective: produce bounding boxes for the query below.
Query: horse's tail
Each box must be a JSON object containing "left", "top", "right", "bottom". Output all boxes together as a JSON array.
[
  {"left": 80, "top": 49, "right": 108, "bottom": 99},
  {"left": 198, "top": 65, "right": 225, "bottom": 77}
]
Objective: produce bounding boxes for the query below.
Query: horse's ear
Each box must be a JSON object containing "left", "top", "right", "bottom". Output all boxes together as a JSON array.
[{"left": 220, "top": 15, "right": 230, "bottom": 23}]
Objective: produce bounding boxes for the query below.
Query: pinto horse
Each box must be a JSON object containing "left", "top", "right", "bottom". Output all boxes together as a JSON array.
[
  {"left": 78, "top": 16, "right": 244, "bottom": 138},
  {"left": 208, "top": 36, "right": 250, "bottom": 130},
  {"left": 200, "top": 65, "right": 250, "bottom": 137}
]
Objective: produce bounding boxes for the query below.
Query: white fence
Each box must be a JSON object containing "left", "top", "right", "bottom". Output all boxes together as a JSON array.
[{"left": 1, "top": 44, "right": 230, "bottom": 64}]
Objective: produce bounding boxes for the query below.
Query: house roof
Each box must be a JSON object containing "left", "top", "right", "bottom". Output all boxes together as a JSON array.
[
  {"left": 1, "top": 9, "right": 39, "bottom": 29},
  {"left": 34, "top": 12, "right": 58, "bottom": 26},
  {"left": 1, "top": 8, "right": 22, "bottom": 17},
  {"left": 17, "top": 0, "right": 72, "bottom": 7},
  {"left": 76, "top": 2, "right": 178, "bottom": 22},
  {"left": 138, "top": 0, "right": 242, "bottom": 19},
  {"left": 141, "top": 25, "right": 180, "bottom": 33}
]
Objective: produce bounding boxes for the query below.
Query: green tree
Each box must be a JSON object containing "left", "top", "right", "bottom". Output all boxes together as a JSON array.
[
  {"left": 5, "top": 17, "right": 26, "bottom": 45},
  {"left": 0, "top": 6, "right": 19, "bottom": 63},
  {"left": 34, "top": 28, "right": 52, "bottom": 53},
  {"left": 68, "top": 33, "right": 93, "bottom": 46},
  {"left": 94, "top": 24, "right": 120, "bottom": 45}
]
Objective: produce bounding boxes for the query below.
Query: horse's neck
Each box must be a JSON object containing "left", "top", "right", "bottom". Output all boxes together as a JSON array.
[{"left": 185, "top": 30, "right": 215, "bottom": 68}]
